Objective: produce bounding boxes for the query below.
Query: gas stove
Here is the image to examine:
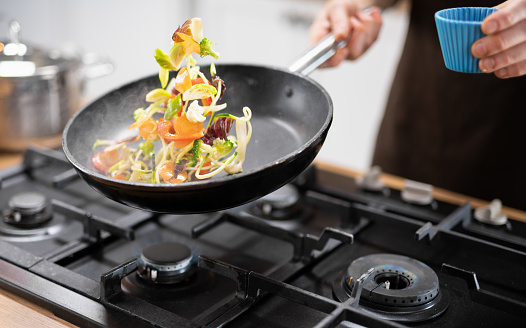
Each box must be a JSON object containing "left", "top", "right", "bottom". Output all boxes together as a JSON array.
[{"left": 1, "top": 147, "right": 525, "bottom": 327}]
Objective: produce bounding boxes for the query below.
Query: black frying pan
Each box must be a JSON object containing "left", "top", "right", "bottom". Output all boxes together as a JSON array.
[{"left": 63, "top": 36, "right": 341, "bottom": 214}]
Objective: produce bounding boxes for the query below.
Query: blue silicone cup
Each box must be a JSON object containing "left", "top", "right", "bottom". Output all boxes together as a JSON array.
[{"left": 435, "top": 7, "right": 497, "bottom": 73}]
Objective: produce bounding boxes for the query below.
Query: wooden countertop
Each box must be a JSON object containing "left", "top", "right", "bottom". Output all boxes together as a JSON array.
[
  {"left": 1, "top": 156, "right": 525, "bottom": 328},
  {"left": 0, "top": 289, "right": 76, "bottom": 328},
  {"left": 0, "top": 152, "right": 23, "bottom": 169}
]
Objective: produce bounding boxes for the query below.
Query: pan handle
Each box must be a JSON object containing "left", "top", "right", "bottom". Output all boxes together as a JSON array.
[
  {"left": 288, "top": 7, "right": 375, "bottom": 75},
  {"left": 288, "top": 33, "right": 346, "bottom": 76}
]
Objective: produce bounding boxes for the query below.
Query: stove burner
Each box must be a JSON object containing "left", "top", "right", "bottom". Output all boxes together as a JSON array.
[
  {"left": 251, "top": 184, "right": 308, "bottom": 220},
  {"left": 123, "top": 269, "right": 215, "bottom": 300},
  {"left": 3, "top": 192, "right": 53, "bottom": 228},
  {"left": 333, "top": 253, "right": 449, "bottom": 322},
  {"left": 137, "top": 241, "right": 196, "bottom": 284}
]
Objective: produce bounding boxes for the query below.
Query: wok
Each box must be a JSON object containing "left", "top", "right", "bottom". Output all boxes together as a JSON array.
[{"left": 63, "top": 34, "right": 342, "bottom": 213}]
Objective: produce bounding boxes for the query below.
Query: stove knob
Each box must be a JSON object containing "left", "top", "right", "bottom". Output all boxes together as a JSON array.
[
  {"left": 401, "top": 180, "right": 433, "bottom": 205},
  {"left": 356, "top": 166, "right": 385, "bottom": 191},
  {"left": 474, "top": 199, "right": 508, "bottom": 225}
]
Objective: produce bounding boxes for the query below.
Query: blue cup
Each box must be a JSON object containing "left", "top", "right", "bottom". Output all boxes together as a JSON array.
[{"left": 435, "top": 7, "right": 498, "bottom": 73}]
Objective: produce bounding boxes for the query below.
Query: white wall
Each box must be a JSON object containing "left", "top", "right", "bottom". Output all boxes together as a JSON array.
[{"left": 1, "top": 0, "right": 408, "bottom": 171}]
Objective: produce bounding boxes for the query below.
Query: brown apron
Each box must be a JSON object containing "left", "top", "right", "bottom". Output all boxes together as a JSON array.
[{"left": 372, "top": 0, "right": 526, "bottom": 210}]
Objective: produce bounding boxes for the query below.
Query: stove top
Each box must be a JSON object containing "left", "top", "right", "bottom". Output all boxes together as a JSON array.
[{"left": 1, "top": 147, "right": 525, "bottom": 327}]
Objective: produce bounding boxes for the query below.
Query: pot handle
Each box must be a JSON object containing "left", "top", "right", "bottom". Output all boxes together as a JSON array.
[
  {"left": 81, "top": 52, "right": 114, "bottom": 79},
  {"left": 288, "top": 33, "right": 346, "bottom": 76}
]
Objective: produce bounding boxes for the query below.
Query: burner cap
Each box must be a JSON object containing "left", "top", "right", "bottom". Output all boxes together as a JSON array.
[
  {"left": 333, "top": 253, "right": 449, "bottom": 322},
  {"left": 252, "top": 184, "right": 303, "bottom": 220},
  {"left": 142, "top": 241, "right": 192, "bottom": 265},
  {"left": 346, "top": 254, "right": 439, "bottom": 306},
  {"left": 3, "top": 192, "right": 52, "bottom": 228},
  {"left": 137, "top": 242, "right": 196, "bottom": 284}
]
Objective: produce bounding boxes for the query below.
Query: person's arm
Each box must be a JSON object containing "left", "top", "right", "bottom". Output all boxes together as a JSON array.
[
  {"left": 309, "top": 0, "right": 395, "bottom": 67},
  {"left": 472, "top": 0, "right": 526, "bottom": 78}
]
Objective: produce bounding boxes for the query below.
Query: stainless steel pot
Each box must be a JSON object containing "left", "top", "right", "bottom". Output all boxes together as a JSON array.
[{"left": 0, "top": 20, "right": 113, "bottom": 151}]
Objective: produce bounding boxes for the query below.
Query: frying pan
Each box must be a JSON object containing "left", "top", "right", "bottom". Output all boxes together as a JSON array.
[{"left": 63, "top": 34, "right": 343, "bottom": 214}]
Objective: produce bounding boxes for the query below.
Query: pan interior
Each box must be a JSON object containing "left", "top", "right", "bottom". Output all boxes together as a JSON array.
[{"left": 63, "top": 64, "right": 332, "bottom": 184}]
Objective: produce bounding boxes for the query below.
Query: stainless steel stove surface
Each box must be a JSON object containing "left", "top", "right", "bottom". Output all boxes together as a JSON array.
[{"left": 1, "top": 147, "right": 525, "bottom": 328}]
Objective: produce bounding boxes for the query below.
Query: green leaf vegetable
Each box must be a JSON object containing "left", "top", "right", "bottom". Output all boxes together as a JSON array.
[
  {"left": 164, "top": 94, "right": 183, "bottom": 120},
  {"left": 154, "top": 48, "right": 176, "bottom": 70},
  {"left": 200, "top": 38, "right": 219, "bottom": 60}
]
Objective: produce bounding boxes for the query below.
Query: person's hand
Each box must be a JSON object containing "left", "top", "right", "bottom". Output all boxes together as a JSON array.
[
  {"left": 309, "top": 0, "right": 383, "bottom": 67},
  {"left": 472, "top": 0, "right": 526, "bottom": 78}
]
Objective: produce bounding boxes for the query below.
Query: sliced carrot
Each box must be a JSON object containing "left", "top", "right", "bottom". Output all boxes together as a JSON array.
[
  {"left": 174, "top": 67, "right": 192, "bottom": 94},
  {"left": 157, "top": 117, "right": 203, "bottom": 148},
  {"left": 112, "top": 173, "right": 127, "bottom": 180},
  {"left": 159, "top": 162, "right": 188, "bottom": 183},
  {"left": 177, "top": 32, "right": 200, "bottom": 56},
  {"left": 199, "top": 159, "right": 212, "bottom": 174}
]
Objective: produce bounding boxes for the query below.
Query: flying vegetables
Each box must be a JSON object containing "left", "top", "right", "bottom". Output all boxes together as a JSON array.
[{"left": 91, "top": 18, "right": 252, "bottom": 184}]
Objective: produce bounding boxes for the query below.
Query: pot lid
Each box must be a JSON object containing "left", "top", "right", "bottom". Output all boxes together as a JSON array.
[{"left": 0, "top": 20, "right": 79, "bottom": 77}]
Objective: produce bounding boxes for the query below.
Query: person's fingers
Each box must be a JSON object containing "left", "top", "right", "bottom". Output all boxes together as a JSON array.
[
  {"left": 327, "top": 0, "right": 357, "bottom": 41},
  {"left": 481, "top": 0, "right": 526, "bottom": 35},
  {"left": 309, "top": 0, "right": 357, "bottom": 44},
  {"left": 473, "top": 19, "right": 526, "bottom": 58},
  {"left": 478, "top": 41, "right": 526, "bottom": 77},
  {"left": 494, "top": 60, "right": 526, "bottom": 78},
  {"left": 309, "top": 10, "right": 332, "bottom": 44},
  {"left": 479, "top": 40, "right": 526, "bottom": 71},
  {"left": 344, "top": 7, "right": 382, "bottom": 60},
  {"left": 326, "top": 48, "right": 350, "bottom": 67},
  {"left": 347, "top": 17, "right": 367, "bottom": 59},
  {"left": 358, "top": 7, "right": 383, "bottom": 51},
  {"left": 309, "top": 1, "right": 382, "bottom": 66},
  {"left": 309, "top": 5, "right": 346, "bottom": 68},
  {"left": 471, "top": 0, "right": 526, "bottom": 78}
]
